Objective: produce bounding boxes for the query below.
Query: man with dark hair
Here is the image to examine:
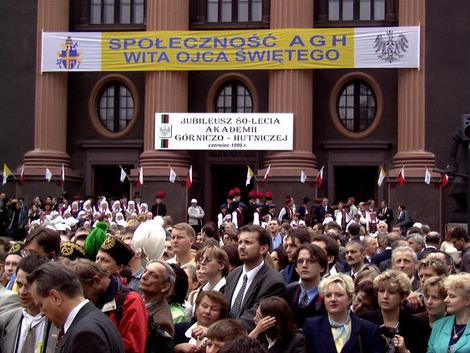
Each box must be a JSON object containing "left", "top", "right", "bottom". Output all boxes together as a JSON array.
[
  {"left": 24, "top": 226, "right": 61, "bottom": 259},
  {"left": 206, "top": 319, "right": 247, "bottom": 353},
  {"left": 285, "top": 243, "right": 327, "bottom": 327},
  {"left": 0, "top": 254, "right": 57, "bottom": 353},
  {"left": 224, "top": 225, "right": 285, "bottom": 330},
  {"left": 344, "top": 241, "right": 366, "bottom": 278},
  {"left": 96, "top": 234, "right": 135, "bottom": 276},
  {"left": 418, "top": 231, "right": 440, "bottom": 260},
  {"left": 27, "top": 262, "right": 124, "bottom": 353},
  {"left": 311, "top": 233, "right": 343, "bottom": 277},
  {"left": 69, "top": 259, "right": 147, "bottom": 353},
  {"left": 449, "top": 226, "right": 470, "bottom": 272},
  {"left": 218, "top": 336, "right": 268, "bottom": 353},
  {"left": 282, "top": 228, "right": 311, "bottom": 284}
]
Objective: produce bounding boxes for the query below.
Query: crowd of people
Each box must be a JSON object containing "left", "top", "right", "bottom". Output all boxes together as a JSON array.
[{"left": 0, "top": 189, "right": 469, "bottom": 353}]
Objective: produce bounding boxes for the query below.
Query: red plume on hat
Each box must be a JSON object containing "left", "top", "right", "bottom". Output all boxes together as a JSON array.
[
  {"left": 248, "top": 191, "right": 256, "bottom": 199},
  {"left": 264, "top": 191, "right": 272, "bottom": 200},
  {"left": 233, "top": 187, "right": 241, "bottom": 196},
  {"left": 256, "top": 191, "right": 263, "bottom": 199},
  {"left": 156, "top": 190, "right": 165, "bottom": 199},
  {"left": 228, "top": 189, "right": 235, "bottom": 198}
]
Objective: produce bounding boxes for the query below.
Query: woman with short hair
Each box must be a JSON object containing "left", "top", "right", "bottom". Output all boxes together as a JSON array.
[
  {"left": 426, "top": 273, "right": 470, "bottom": 353},
  {"left": 304, "top": 273, "right": 384, "bottom": 353}
]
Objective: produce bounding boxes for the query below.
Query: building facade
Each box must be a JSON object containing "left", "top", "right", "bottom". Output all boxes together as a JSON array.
[{"left": 1, "top": 0, "right": 470, "bottom": 230}]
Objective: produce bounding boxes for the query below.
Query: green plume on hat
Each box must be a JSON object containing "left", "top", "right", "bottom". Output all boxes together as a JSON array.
[{"left": 84, "top": 222, "right": 108, "bottom": 260}]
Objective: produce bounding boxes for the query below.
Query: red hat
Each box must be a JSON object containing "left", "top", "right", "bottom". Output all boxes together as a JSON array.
[
  {"left": 228, "top": 189, "right": 235, "bottom": 198},
  {"left": 156, "top": 190, "right": 165, "bottom": 199},
  {"left": 265, "top": 191, "right": 272, "bottom": 200},
  {"left": 233, "top": 187, "right": 241, "bottom": 196},
  {"left": 256, "top": 191, "right": 263, "bottom": 199},
  {"left": 248, "top": 191, "right": 256, "bottom": 199}
]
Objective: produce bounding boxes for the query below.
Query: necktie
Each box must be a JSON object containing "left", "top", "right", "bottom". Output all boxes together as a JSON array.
[
  {"left": 229, "top": 274, "right": 248, "bottom": 318},
  {"left": 56, "top": 326, "right": 65, "bottom": 347},
  {"left": 21, "top": 325, "right": 35, "bottom": 353},
  {"left": 299, "top": 291, "right": 308, "bottom": 308}
]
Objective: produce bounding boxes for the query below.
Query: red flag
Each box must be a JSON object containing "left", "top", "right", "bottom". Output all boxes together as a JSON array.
[
  {"left": 441, "top": 173, "right": 449, "bottom": 188},
  {"left": 397, "top": 166, "right": 405, "bottom": 186},
  {"left": 186, "top": 165, "right": 193, "bottom": 189},
  {"left": 19, "top": 165, "right": 24, "bottom": 185},
  {"left": 316, "top": 166, "right": 325, "bottom": 188}
]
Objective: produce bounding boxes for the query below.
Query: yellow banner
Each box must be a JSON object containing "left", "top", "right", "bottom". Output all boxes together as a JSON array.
[{"left": 102, "top": 29, "right": 355, "bottom": 71}]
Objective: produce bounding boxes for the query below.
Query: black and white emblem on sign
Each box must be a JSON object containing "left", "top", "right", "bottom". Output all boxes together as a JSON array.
[{"left": 374, "top": 30, "right": 409, "bottom": 63}]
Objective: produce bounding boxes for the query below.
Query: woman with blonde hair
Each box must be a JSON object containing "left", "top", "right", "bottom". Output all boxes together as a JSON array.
[
  {"left": 304, "top": 273, "right": 384, "bottom": 353},
  {"left": 427, "top": 273, "right": 470, "bottom": 353}
]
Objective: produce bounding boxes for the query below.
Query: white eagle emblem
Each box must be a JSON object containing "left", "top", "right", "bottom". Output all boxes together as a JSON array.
[
  {"left": 159, "top": 125, "right": 172, "bottom": 138},
  {"left": 374, "top": 30, "right": 409, "bottom": 63}
]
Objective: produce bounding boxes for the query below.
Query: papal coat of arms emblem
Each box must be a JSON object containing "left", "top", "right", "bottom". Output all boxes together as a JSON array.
[
  {"left": 374, "top": 30, "right": 409, "bottom": 63},
  {"left": 56, "top": 36, "right": 81, "bottom": 69}
]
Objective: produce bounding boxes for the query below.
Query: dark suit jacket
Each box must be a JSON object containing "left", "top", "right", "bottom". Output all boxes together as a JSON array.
[
  {"left": 303, "top": 312, "right": 385, "bottom": 353},
  {"left": 371, "top": 249, "right": 392, "bottom": 266},
  {"left": 0, "top": 307, "right": 58, "bottom": 353},
  {"left": 359, "top": 309, "right": 430, "bottom": 353},
  {"left": 224, "top": 263, "right": 285, "bottom": 331},
  {"left": 417, "top": 246, "right": 438, "bottom": 260},
  {"left": 285, "top": 282, "right": 326, "bottom": 327},
  {"left": 56, "top": 301, "right": 124, "bottom": 353},
  {"left": 377, "top": 207, "right": 394, "bottom": 226},
  {"left": 259, "top": 332, "right": 307, "bottom": 353}
]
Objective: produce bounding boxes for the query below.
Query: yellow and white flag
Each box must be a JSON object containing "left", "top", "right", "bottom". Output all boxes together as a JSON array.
[
  {"left": 2, "top": 164, "right": 12, "bottom": 185},
  {"left": 377, "top": 167, "right": 387, "bottom": 187},
  {"left": 246, "top": 166, "right": 254, "bottom": 186}
]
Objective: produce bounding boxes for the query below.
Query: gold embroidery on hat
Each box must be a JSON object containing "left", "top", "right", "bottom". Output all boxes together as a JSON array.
[{"left": 102, "top": 236, "right": 116, "bottom": 249}]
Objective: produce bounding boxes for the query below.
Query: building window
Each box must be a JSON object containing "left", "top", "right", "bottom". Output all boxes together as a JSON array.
[
  {"left": 207, "top": 0, "right": 263, "bottom": 23},
  {"left": 90, "top": 0, "right": 145, "bottom": 25},
  {"left": 99, "top": 83, "right": 134, "bottom": 132},
  {"left": 215, "top": 81, "right": 253, "bottom": 112},
  {"left": 328, "top": 0, "right": 385, "bottom": 21},
  {"left": 89, "top": 75, "right": 140, "bottom": 139},
  {"left": 329, "top": 72, "right": 383, "bottom": 139}
]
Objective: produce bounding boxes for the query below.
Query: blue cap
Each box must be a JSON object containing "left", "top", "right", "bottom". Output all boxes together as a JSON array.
[
  {"left": 255, "top": 202, "right": 264, "bottom": 207},
  {"left": 220, "top": 203, "right": 227, "bottom": 209},
  {"left": 269, "top": 203, "right": 277, "bottom": 208},
  {"left": 238, "top": 202, "right": 246, "bottom": 208}
]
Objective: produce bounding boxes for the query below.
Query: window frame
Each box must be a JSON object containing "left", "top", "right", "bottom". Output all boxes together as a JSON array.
[
  {"left": 191, "top": 0, "right": 270, "bottom": 29},
  {"left": 329, "top": 72, "right": 383, "bottom": 140},
  {"left": 72, "top": 0, "right": 146, "bottom": 31},
  {"left": 89, "top": 74, "right": 140, "bottom": 139},
  {"left": 207, "top": 73, "right": 259, "bottom": 113},
  {"left": 314, "top": 0, "right": 398, "bottom": 27}
]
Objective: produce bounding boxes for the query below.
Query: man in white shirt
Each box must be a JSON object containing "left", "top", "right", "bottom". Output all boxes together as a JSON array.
[
  {"left": 27, "top": 261, "right": 124, "bottom": 353},
  {"left": 168, "top": 223, "right": 196, "bottom": 267},
  {"left": 187, "top": 199, "right": 205, "bottom": 234},
  {"left": 0, "top": 254, "right": 54, "bottom": 353}
]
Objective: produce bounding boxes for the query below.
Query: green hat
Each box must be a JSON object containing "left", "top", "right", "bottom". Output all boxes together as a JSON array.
[{"left": 84, "top": 222, "right": 108, "bottom": 260}]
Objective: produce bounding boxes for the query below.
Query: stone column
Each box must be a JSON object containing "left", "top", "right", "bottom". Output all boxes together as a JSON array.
[
  {"left": 392, "top": 0, "right": 435, "bottom": 176},
  {"left": 262, "top": 0, "right": 317, "bottom": 178},
  {"left": 138, "top": 0, "right": 190, "bottom": 175},
  {"left": 23, "top": 0, "right": 71, "bottom": 175}
]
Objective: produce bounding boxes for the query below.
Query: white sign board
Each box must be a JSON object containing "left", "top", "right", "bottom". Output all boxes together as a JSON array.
[{"left": 155, "top": 113, "right": 293, "bottom": 150}]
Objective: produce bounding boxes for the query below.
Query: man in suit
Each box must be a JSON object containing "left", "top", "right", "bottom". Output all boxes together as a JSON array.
[
  {"left": 27, "top": 261, "right": 124, "bottom": 353},
  {"left": 392, "top": 246, "right": 420, "bottom": 291},
  {"left": 24, "top": 226, "right": 61, "bottom": 259},
  {"left": 282, "top": 228, "right": 311, "bottom": 284},
  {"left": 285, "top": 243, "right": 327, "bottom": 327},
  {"left": 0, "top": 254, "right": 57, "bottom": 353},
  {"left": 224, "top": 225, "right": 285, "bottom": 330},
  {"left": 0, "top": 283, "right": 18, "bottom": 315},
  {"left": 418, "top": 231, "right": 440, "bottom": 260},
  {"left": 377, "top": 200, "right": 394, "bottom": 230}
]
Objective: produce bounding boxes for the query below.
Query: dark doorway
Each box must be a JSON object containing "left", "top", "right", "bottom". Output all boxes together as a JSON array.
[
  {"left": 210, "top": 164, "right": 255, "bottom": 220},
  {"left": 334, "top": 166, "right": 377, "bottom": 203},
  {"left": 93, "top": 165, "right": 131, "bottom": 198}
]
